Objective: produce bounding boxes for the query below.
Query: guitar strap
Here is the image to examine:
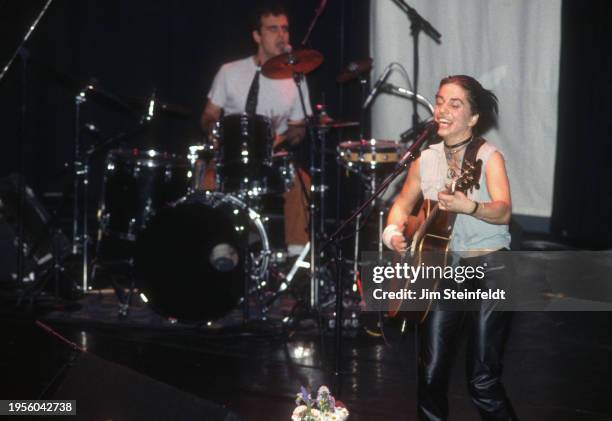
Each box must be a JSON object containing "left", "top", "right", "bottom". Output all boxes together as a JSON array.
[
  {"left": 462, "top": 136, "right": 486, "bottom": 173},
  {"left": 446, "top": 136, "right": 486, "bottom": 231}
]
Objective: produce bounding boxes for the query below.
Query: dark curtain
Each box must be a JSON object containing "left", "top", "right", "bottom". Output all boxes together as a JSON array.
[
  {"left": 0, "top": 0, "right": 369, "bottom": 221},
  {"left": 551, "top": 0, "right": 612, "bottom": 249}
]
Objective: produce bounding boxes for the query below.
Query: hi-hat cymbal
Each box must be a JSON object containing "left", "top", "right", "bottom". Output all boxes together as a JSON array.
[
  {"left": 261, "top": 49, "right": 323, "bottom": 79},
  {"left": 336, "top": 58, "right": 373, "bottom": 83}
]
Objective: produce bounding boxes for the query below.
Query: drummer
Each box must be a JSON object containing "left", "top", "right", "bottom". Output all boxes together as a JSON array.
[{"left": 200, "top": 1, "right": 311, "bottom": 256}]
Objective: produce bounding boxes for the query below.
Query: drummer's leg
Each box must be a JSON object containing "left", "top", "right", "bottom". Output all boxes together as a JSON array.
[
  {"left": 283, "top": 168, "right": 310, "bottom": 253},
  {"left": 200, "top": 159, "right": 217, "bottom": 191}
]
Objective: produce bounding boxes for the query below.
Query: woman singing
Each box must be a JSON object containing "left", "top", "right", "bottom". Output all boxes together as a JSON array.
[{"left": 383, "top": 75, "right": 518, "bottom": 420}]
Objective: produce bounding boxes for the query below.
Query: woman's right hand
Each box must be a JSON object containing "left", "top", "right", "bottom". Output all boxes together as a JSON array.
[{"left": 390, "top": 234, "right": 408, "bottom": 253}]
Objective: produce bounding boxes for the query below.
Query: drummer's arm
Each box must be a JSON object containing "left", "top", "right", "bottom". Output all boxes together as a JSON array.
[
  {"left": 201, "top": 99, "right": 222, "bottom": 134},
  {"left": 280, "top": 120, "right": 306, "bottom": 148}
]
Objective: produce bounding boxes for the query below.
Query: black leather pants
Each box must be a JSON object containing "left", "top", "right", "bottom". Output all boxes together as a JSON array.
[{"left": 417, "top": 252, "right": 518, "bottom": 421}]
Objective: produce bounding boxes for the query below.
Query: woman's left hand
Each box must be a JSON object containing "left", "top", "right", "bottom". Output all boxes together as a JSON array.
[{"left": 438, "top": 190, "right": 475, "bottom": 214}]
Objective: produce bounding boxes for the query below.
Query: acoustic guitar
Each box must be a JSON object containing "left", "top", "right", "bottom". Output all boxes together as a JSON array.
[{"left": 387, "top": 159, "right": 483, "bottom": 322}]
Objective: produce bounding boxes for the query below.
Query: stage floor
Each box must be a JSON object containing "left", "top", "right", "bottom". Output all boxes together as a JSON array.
[{"left": 2, "top": 309, "right": 612, "bottom": 420}]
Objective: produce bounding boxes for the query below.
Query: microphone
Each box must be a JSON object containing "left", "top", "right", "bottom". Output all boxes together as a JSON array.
[
  {"left": 281, "top": 44, "right": 293, "bottom": 54},
  {"left": 397, "top": 121, "right": 438, "bottom": 167},
  {"left": 400, "top": 117, "right": 434, "bottom": 142},
  {"left": 362, "top": 64, "right": 393, "bottom": 110},
  {"left": 316, "top": 0, "right": 327, "bottom": 15}
]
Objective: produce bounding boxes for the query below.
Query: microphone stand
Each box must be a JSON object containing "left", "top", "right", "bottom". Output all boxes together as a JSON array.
[
  {"left": 319, "top": 123, "right": 436, "bottom": 391},
  {"left": 390, "top": 0, "right": 441, "bottom": 130},
  {"left": 0, "top": 0, "right": 54, "bottom": 84},
  {"left": 291, "top": 69, "right": 320, "bottom": 310},
  {"left": 301, "top": 0, "right": 327, "bottom": 47},
  {"left": 0, "top": 0, "right": 54, "bottom": 289},
  {"left": 267, "top": 0, "right": 327, "bottom": 323},
  {"left": 359, "top": 72, "right": 369, "bottom": 140},
  {"left": 380, "top": 83, "right": 434, "bottom": 114}
]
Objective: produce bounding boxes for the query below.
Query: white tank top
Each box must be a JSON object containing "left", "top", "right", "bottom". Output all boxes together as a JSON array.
[{"left": 419, "top": 140, "right": 511, "bottom": 252}]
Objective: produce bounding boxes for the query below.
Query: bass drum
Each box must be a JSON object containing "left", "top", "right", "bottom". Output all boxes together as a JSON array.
[{"left": 134, "top": 192, "right": 270, "bottom": 322}]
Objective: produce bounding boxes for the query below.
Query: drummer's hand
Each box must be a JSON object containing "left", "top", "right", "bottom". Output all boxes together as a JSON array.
[
  {"left": 273, "top": 133, "right": 287, "bottom": 150},
  {"left": 203, "top": 126, "right": 218, "bottom": 148},
  {"left": 287, "top": 123, "right": 306, "bottom": 146},
  {"left": 210, "top": 137, "right": 219, "bottom": 150},
  {"left": 390, "top": 235, "right": 408, "bottom": 253}
]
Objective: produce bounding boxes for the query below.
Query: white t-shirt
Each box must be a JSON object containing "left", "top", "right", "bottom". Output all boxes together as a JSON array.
[{"left": 207, "top": 56, "right": 312, "bottom": 134}]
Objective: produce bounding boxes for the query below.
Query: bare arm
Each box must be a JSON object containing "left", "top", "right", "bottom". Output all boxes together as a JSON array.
[
  {"left": 386, "top": 159, "right": 423, "bottom": 251},
  {"left": 200, "top": 99, "right": 222, "bottom": 133},
  {"left": 286, "top": 122, "right": 306, "bottom": 146},
  {"left": 273, "top": 121, "right": 306, "bottom": 150},
  {"left": 438, "top": 151, "right": 512, "bottom": 225}
]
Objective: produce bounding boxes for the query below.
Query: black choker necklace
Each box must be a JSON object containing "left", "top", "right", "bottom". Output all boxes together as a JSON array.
[{"left": 444, "top": 136, "right": 473, "bottom": 150}]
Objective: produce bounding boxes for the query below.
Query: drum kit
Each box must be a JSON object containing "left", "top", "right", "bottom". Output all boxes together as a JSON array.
[
  {"left": 68, "top": 48, "right": 432, "bottom": 326},
  {"left": 93, "top": 112, "right": 289, "bottom": 322}
]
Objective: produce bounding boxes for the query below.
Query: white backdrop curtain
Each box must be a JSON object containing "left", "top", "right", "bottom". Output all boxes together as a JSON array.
[{"left": 370, "top": 0, "right": 561, "bottom": 217}]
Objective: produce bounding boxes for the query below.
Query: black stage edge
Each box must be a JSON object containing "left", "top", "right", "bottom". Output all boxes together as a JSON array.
[{"left": 2, "top": 312, "right": 612, "bottom": 420}]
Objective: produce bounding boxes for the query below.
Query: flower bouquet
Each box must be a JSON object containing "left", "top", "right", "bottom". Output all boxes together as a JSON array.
[{"left": 292, "top": 386, "right": 349, "bottom": 421}]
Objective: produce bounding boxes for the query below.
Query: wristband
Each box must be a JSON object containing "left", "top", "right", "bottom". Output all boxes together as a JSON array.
[{"left": 382, "top": 224, "right": 403, "bottom": 250}]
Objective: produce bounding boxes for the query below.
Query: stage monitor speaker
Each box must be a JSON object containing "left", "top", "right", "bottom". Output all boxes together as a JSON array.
[
  {"left": 49, "top": 351, "right": 242, "bottom": 421},
  {"left": 0, "top": 173, "right": 70, "bottom": 283}
]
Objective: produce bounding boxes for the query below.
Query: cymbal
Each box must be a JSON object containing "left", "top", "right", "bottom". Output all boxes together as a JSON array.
[
  {"left": 261, "top": 49, "right": 323, "bottom": 79},
  {"left": 289, "top": 119, "right": 359, "bottom": 129},
  {"left": 336, "top": 58, "right": 373, "bottom": 83}
]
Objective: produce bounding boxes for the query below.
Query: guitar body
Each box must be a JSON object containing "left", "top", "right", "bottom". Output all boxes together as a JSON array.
[
  {"left": 387, "top": 199, "right": 452, "bottom": 321},
  {"left": 386, "top": 157, "right": 482, "bottom": 323}
]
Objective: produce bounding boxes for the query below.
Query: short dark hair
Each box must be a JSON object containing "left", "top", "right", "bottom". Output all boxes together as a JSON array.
[
  {"left": 439, "top": 75, "right": 499, "bottom": 135},
  {"left": 250, "top": 1, "right": 289, "bottom": 32}
]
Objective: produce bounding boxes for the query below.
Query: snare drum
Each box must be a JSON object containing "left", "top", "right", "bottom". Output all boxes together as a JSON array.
[
  {"left": 216, "top": 113, "right": 274, "bottom": 195},
  {"left": 337, "top": 139, "right": 401, "bottom": 175},
  {"left": 98, "top": 149, "right": 190, "bottom": 241}
]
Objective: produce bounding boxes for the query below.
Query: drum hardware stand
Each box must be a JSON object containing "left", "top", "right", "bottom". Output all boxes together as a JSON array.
[
  {"left": 71, "top": 87, "right": 146, "bottom": 293},
  {"left": 315, "top": 106, "right": 332, "bottom": 239},
  {"left": 284, "top": 242, "right": 311, "bottom": 286},
  {"left": 242, "top": 226, "right": 252, "bottom": 322},
  {"left": 321, "top": 123, "right": 437, "bottom": 389},
  {"left": 261, "top": 240, "right": 311, "bottom": 315},
  {"left": 359, "top": 74, "right": 369, "bottom": 140},
  {"left": 0, "top": 0, "right": 54, "bottom": 290},
  {"left": 288, "top": 63, "right": 322, "bottom": 311},
  {"left": 116, "top": 277, "right": 136, "bottom": 319}
]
